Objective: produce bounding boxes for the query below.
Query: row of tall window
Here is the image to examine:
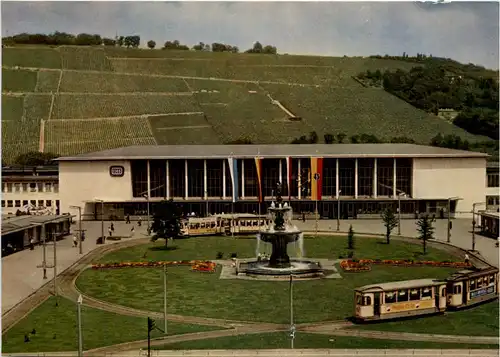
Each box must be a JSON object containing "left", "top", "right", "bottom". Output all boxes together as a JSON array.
[
  {"left": 131, "top": 158, "right": 413, "bottom": 198},
  {"left": 1, "top": 182, "right": 58, "bottom": 193},
  {"left": 2, "top": 199, "right": 59, "bottom": 208}
]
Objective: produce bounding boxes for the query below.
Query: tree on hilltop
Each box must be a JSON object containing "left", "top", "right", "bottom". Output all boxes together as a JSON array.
[
  {"left": 163, "top": 40, "right": 189, "bottom": 50},
  {"left": 124, "top": 36, "right": 140, "bottom": 48},
  {"left": 147, "top": 40, "right": 156, "bottom": 49},
  {"left": 102, "top": 38, "right": 116, "bottom": 46},
  {"left": 245, "top": 41, "right": 277, "bottom": 54}
]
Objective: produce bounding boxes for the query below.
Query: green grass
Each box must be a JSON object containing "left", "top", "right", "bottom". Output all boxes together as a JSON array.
[
  {"left": 2, "top": 68, "right": 38, "bottom": 92},
  {"left": 36, "top": 70, "right": 61, "bottom": 92},
  {"left": 352, "top": 300, "right": 499, "bottom": 336},
  {"left": 76, "top": 236, "right": 464, "bottom": 325},
  {"left": 1, "top": 296, "right": 223, "bottom": 353},
  {"left": 2, "top": 47, "right": 62, "bottom": 69},
  {"left": 59, "top": 71, "right": 190, "bottom": 93},
  {"left": 155, "top": 332, "right": 499, "bottom": 350},
  {"left": 262, "top": 84, "right": 490, "bottom": 144},
  {"left": 51, "top": 93, "right": 199, "bottom": 119},
  {"left": 45, "top": 117, "right": 157, "bottom": 156},
  {"left": 60, "top": 47, "right": 112, "bottom": 71},
  {"left": 148, "top": 114, "right": 222, "bottom": 145}
]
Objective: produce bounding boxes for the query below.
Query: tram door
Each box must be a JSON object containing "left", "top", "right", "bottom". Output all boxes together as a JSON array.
[{"left": 373, "top": 293, "right": 381, "bottom": 316}]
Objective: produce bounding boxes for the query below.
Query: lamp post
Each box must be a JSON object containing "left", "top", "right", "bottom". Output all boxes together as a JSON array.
[
  {"left": 163, "top": 264, "right": 168, "bottom": 334},
  {"left": 397, "top": 192, "right": 406, "bottom": 236},
  {"left": 446, "top": 197, "right": 462, "bottom": 243},
  {"left": 205, "top": 190, "right": 209, "bottom": 216},
  {"left": 70, "top": 205, "right": 83, "bottom": 254},
  {"left": 95, "top": 199, "right": 104, "bottom": 243},
  {"left": 77, "top": 294, "right": 83, "bottom": 357},
  {"left": 337, "top": 190, "right": 342, "bottom": 232},
  {"left": 472, "top": 201, "right": 486, "bottom": 251},
  {"left": 143, "top": 194, "right": 150, "bottom": 234},
  {"left": 289, "top": 274, "right": 295, "bottom": 349}
]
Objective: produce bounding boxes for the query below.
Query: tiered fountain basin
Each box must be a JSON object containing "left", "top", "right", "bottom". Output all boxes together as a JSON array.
[{"left": 236, "top": 257, "right": 324, "bottom": 280}]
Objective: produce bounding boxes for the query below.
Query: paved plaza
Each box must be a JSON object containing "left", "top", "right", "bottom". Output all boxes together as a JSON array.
[
  {"left": 1, "top": 220, "right": 149, "bottom": 313},
  {"left": 2, "top": 216, "right": 498, "bottom": 315}
]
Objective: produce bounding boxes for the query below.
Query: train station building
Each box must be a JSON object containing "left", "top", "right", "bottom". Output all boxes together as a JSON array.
[{"left": 55, "top": 144, "right": 490, "bottom": 220}]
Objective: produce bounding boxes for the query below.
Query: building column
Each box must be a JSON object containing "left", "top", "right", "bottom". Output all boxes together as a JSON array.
[
  {"left": 204, "top": 159, "right": 208, "bottom": 199},
  {"left": 184, "top": 159, "right": 188, "bottom": 199},
  {"left": 166, "top": 160, "right": 170, "bottom": 199},
  {"left": 147, "top": 160, "right": 151, "bottom": 198},
  {"left": 222, "top": 160, "right": 226, "bottom": 199},
  {"left": 298, "top": 159, "right": 302, "bottom": 200},
  {"left": 373, "top": 158, "right": 378, "bottom": 198},
  {"left": 278, "top": 159, "right": 283, "bottom": 184},
  {"left": 241, "top": 159, "right": 245, "bottom": 198},
  {"left": 336, "top": 159, "right": 340, "bottom": 198},
  {"left": 393, "top": 158, "right": 397, "bottom": 198},
  {"left": 354, "top": 158, "right": 358, "bottom": 199}
]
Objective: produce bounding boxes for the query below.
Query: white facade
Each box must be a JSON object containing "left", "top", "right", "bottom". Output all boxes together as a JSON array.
[
  {"left": 59, "top": 160, "right": 133, "bottom": 216},
  {"left": 56, "top": 155, "right": 489, "bottom": 219},
  {"left": 413, "top": 157, "right": 486, "bottom": 217}
]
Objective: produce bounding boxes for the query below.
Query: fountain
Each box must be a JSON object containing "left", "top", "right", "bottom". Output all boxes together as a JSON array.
[{"left": 235, "top": 183, "right": 324, "bottom": 280}]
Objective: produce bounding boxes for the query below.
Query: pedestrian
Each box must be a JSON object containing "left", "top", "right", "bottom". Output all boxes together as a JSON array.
[
  {"left": 73, "top": 235, "right": 78, "bottom": 248},
  {"left": 138, "top": 217, "right": 142, "bottom": 227},
  {"left": 464, "top": 253, "right": 470, "bottom": 264},
  {"left": 81, "top": 231, "right": 85, "bottom": 242},
  {"left": 111, "top": 223, "right": 115, "bottom": 232},
  {"left": 126, "top": 214, "right": 130, "bottom": 224},
  {"left": 30, "top": 238, "right": 35, "bottom": 250},
  {"left": 302, "top": 212, "right": 306, "bottom": 223},
  {"left": 108, "top": 227, "right": 113, "bottom": 238}
]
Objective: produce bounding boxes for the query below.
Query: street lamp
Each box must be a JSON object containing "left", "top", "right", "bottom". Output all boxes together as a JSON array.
[
  {"left": 397, "top": 192, "right": 407, "bottom": 236},
  {"left": 95, "top": 199, "right": 104, "bottom": 243},
  {"left": 472, "top": 201, "right": 486, "bottom": 251},
  {"left": 77, "top": 294, "right": 83, "bottom": 357},
  {"left": 204, "top": 190, "right": 209, "bottom": 217},
  {"left": 337, "top": 190, "right": 342, "bottom": 231},
  {"left": 313, "top": 173, "right": 320, "bottom": 239},
  {"left": 163, "top": 264, "right": 168, "bottom": 334},
  {"left": 446, "top": 197, "right": 462, "bottom": 243},
  {"left": 70, "top": 205, "right": 83, "bottom": 254},
  {"left": 143, "top": 194, "right": 150, "bottom": 234}
]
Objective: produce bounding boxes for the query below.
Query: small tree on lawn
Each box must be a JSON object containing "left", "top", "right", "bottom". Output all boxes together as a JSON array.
[
  {"left": 347, "top": 225, "right": 355, "bottom": 250},
  {"left": 416, "top": 214, "right": 435, "bottom": 255},
  {"left": 150, "top": 199, "right": 182, "bottom": 247},
  {"left": 381, "top": 208, "right": 398, "bottom": 244}
]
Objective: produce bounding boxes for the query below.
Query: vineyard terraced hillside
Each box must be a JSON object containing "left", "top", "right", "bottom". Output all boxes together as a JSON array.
[{"left": 1, "top": 46, "right": 490, "bottom": 163}]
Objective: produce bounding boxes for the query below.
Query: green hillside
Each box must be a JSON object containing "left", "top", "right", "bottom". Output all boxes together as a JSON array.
[{"left": 1, "top": 45, "right": 492, "bottom": 163}]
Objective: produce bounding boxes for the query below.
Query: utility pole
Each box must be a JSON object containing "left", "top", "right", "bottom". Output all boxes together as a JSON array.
[
  {"left": 51, "top": 231, "right": 58, "bottom": 305},
  {"left": 163, "top": 264, "right": 168, "bottom": 335},
  {"left": 289, "top": 274, "right": 295, "bottom": 349},
  {"left": 337, "top": 190, "right": 342, "bottom": 231},
  {"left": 42, "top": 224, "right": 47, "bottom": 279},
  {"left": 77, "top": 294, "right": 83, "bottom": 357}
]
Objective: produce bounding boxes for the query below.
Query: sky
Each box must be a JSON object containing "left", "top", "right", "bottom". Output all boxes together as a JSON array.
[{"left": 1, "top": 1, "right": 499, "bottom": 69}]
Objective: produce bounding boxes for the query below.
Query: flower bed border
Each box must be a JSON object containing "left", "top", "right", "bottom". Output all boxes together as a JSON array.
[
  {"left": 340, "top": 259, "right": 473, "bottom": 272},
  {"left": 91, "top": 260, "right": 217, "bottom": 273}
]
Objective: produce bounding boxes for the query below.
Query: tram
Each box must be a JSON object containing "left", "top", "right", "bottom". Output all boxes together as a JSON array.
[
  {"left": 354, "top": 267, "right": 499, "bottom": 322},
  {"left": 180, "top": 214, "right": 271, "bottom": 237},
  {"left": 354, "top": 279, "right": 447, "bottom": 321}
]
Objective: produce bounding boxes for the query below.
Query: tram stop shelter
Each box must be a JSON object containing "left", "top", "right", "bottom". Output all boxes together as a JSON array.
[
  {"left": 478, "top": 210, "right": 499, "bottom": 239},
  {"left": 1, "top": 214, "right": 73, "bottom": 256}
]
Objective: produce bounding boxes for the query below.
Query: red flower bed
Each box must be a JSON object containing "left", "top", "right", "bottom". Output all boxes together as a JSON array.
[
  {"left": 340, "top": 259, "right": 472, "bottom": 272},
  {"left": 91, "top": 260, "right": 217, "bottom": 273}
]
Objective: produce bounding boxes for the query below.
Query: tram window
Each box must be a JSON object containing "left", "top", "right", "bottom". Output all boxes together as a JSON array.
[
  {"left": 397, "top": 290, "right": 409, "bottom": 302},
  {"left": 364, "top": 296, "right": 372, "bottom": 306},
  {"left": 441, "top": 288, "right": 447, "bottom": 297},
  {"left": 421, "top": 288, "right": 432, "bottom": 299},
  {"left": 453, "top": 285, "right": 462, "bottom": 294},
  {"left": 409, "top": 289, "right": 420, "bottom": 301},
  {"left": 385, "top": 292, "right": 396, "bottom": 304},
  {"left": 470, "top": 279, "right": 476, "bottom": 290},
  {"left": 356, "top": 295, "right": 363, "bottom": 305},
  {"left": 490, "top": 275, "right": 495, "bottom": 284}
]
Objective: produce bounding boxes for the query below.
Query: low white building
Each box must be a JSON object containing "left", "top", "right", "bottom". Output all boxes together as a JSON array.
[{"left": 54, "top": 144, "right": 490, "bottom": 220}]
